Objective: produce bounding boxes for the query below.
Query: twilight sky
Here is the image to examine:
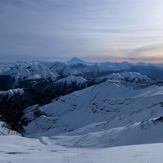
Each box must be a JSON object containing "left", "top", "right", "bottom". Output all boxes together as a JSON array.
[{"left": 0, "top": 0, "right": 163, "bottom": 63}]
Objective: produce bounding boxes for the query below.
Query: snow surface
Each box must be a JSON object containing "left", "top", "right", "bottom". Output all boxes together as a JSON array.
[
  {"left": 0, "top": 135, "right": 163, "bottom": 163},
  {"left": 24, "top": 80, "right": 163, "bottom": 149},
  {"left": 0, "top": 88, "right": 24, "bottom": 96},
  {"left": 99, "top": 72, "right": 151, "bottom": 82},
  {"left": 1, "top": 61, "right": 58, "bottom": 80},
  {"left": 56, "top": 75, "right": 87, "bottom": 84}
]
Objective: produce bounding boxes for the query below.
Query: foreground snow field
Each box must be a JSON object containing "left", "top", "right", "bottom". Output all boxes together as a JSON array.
[{"left": 0, "top": 135, "right": 162, "bottom": 163}]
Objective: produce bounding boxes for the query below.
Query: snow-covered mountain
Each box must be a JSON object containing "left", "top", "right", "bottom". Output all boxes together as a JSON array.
[
  {"left": 56, "top": 75, "right": 87, "bottom": 84},
  {"left": 0, "top": 88, "right": 35, "bottom": 132},
  {"left": 0, "top": 61, "right": 58, "bottom": 81},
  {"left": 98, "top": 72, "right": 151, "bottom": 83},
  {"left": 23, "top": 80, "right": 163, "bottom": 148},
  {"left": 1, "top": 58, "right": 163, "bottom": 82},
  {"left": 48, "top": 61, "right": 79, "bottom": 76},
  {"left": 1, "top": 59, "right": 163, "bottom": 162},
  {"left": 66, "top": 57, "right": 89, "bottom": 65}
]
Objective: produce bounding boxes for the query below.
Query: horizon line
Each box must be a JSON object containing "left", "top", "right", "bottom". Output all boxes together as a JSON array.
[{"left": 1, "top": 56, "right": 163, "bottom": 65}]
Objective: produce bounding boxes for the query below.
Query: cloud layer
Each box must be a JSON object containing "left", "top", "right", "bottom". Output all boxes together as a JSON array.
[{"left": 0, "top": 0, "right": 163, "bottom": 63}]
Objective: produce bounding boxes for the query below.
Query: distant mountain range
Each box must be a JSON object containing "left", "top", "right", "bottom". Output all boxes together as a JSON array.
[
  {"left": 1, "top": 58, "right": 163, "bottom": 84},
  {"left": 1, "top": 58, "right": 163, "bottom": 149}
]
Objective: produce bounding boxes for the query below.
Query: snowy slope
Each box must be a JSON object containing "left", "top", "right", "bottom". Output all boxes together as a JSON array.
[
  {"left": 48, "top": 61, "right": 81, "bottom": 76},
  {"left": 0, "top": 88, "right": 24, "bottom": 96},
  {"left": 24, "top": 80, "right": 163, "bottom": 147},
  {"left": 98, "top": 72, "right": 151, "bottom": 83},
  {"left": 1, "top": 61, "right": 58, "bottom": 80},
  {"left": 0, "top": 135, "right": 163, "bottom": 163},
  {"left": 56, "top": 75, "right": 87, "bottom": 84},
  {"left": 0, "top": 63, "right": 11, "bottom": 74},
  {"left": 51, "top": 117, "right": 163, "bottom": 148},
  {"left": 0, "top": 122, "right": 19, "bottom": 136}
]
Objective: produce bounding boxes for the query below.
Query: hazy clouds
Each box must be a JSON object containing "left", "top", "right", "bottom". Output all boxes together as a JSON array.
[{"left": 0, "top": 0, "right": 163, "bottom": 62}]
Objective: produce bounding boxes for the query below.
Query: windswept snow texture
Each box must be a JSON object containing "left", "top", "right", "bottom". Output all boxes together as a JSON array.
[
  {"left": 99, "top": 72, "right": 151, "bottom": 83},
  {"left": 56, "top": 75, "right": 87, "bottom": 84},
  {"left": 24, "top": 80, "right": 163, "bottom": 148},
  {"left": 0, "top": 136, "right": 163, "bottom": 163}
]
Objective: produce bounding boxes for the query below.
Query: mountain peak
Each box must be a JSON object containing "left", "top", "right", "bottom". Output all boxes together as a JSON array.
[{"left": 66, "top": 57, "right": 87, "bottom": 65}]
